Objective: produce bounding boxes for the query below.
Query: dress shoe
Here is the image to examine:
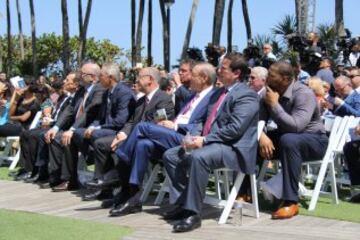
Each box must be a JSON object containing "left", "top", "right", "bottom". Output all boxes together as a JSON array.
[
  {"left": 173, "top": 214, "right": 201, "bottom": 233},
  {"left": 236, "top": 194, "right": 252, "bottom": 203},
  {"left": 52, "top": 181, "right": 79, "bottom": 192},
  {"left": 85, "top": 179, "right": 120, "bottom": 189},
  {"left": 24, "top": 173, "right": 39, "bottom": 183},
  {"left": 272, "top": 202, "right": 299, "bottom": 219},
  {"left": 101, "top": 199, "right": 115, "bottom": 209},
  {"left": 14, "top": 172, "right": 31, "bottom": 181},
  {"left": 109, "top": 201, "right": 142, "bottom": 217},
  {"left": 350, "top": 193, "right": 360, "bottom": 203},
  {"left": 162, "top": 207, "right": 189, "bottom": 221},
  {"left": 38, "top": 182, "right": 51, "bottom": 189},
  {"left": 82, "top": 189, "right": 113, "bottom": 201}
]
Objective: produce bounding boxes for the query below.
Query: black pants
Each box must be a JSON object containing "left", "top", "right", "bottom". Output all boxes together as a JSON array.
[
  {"left": 0, "top": 122, "right": 23, "bottom": 137},
  {"left": 344, "top": 140, "right": 360, "bottom": 186}
]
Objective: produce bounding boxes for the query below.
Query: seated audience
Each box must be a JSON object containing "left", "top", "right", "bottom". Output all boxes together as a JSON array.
[
  {"left": 0, "top": 82, "right": 11, "bottom": 126},
  {"left": 316, "top": 58, "right": 335, "bottom": 84},
  {"left": 332, "top": 76, "right": 360, "bottom": 117}
]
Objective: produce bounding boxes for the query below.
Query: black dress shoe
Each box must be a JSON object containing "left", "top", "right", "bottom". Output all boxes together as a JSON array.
[
  {"left": 24, "top": 173, "right": 39, "bottom": 183},
  {"left": 162, "top": 207, "right": 188, "bottom": 220},
  {"left": 173, "top": 214, "right": 201, "bottom": 233},
  {"left": 82, "top": 189, "right": 113, "bottom": 201},
  {"left": 85, "top": 179, "right": 120, "bottom": 189},
  {"left": 14, "top": 172, "right": 31, "bottom": 181},
  {"left": 101, "top": 199, "right": 115, "bottom": 209},
  {"left": 109, "top": 201, "right": 142, "bottom": 217},
  {"left": 350, "top": 193, "right": 360, "bottom": 203}
]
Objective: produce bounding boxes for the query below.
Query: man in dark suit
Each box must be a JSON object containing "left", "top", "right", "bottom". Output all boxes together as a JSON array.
[
  {"left": 44, "top": 62, "right": 106, "bottom": 191},
  {"left": 84, "top": 67, "right": 175, "bottom": 201},
  {"left": 17, "top": 74, "right": 80, "bottom": 182},
  {"left": 108, "top": 62, "right": 217, "bottom": 216},
  {"left": 174, "top": 59, "right": 195, "bottom": 115},
  {"left": 71, "top": 63, "right": 135, "bottom": 193},
  {"left": 162, "top": 53, "right": 259, "bottom": 232}
]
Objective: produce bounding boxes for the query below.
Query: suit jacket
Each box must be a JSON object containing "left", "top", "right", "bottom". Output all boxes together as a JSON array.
[
  {"left": 51, "top": 94, "right": 72, "bottom": 121},
  {"left": 91, "top": 82, "right": 136, "bottom": 131},
  {"left": 121, "top": 89, "right": 175, "bottom": 136},
  {"left": 177, "top": 87, "right": 217, "bottom": 135},
  {"left": 204, "top": 83, "right": 259, "bottom": 174},
  {"left": 174, "top": 85, "right": 193, "bottom": 115},
  {"left": 335, "top": 90, "right": 360, "bottom": 117}
]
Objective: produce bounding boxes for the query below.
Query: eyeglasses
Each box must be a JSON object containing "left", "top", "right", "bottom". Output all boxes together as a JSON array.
[
  {"left": 349, "top": 75, "right": 360, "bottom": 79},
  {"left": 80, "top": 72, "right": 94, "bottom": 77}
]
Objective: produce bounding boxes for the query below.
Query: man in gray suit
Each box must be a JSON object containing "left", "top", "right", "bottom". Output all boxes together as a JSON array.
[{"left": 162, "top": 53, "right": 259, "bottom": 233}]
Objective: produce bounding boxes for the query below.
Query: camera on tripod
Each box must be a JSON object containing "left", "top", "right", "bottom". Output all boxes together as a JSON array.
[
  {"left": 336, "top": 29, "right": 359, "bottom": 65},
  {"left": 205, "top": 43, "right": 226, "bottom": 67}
]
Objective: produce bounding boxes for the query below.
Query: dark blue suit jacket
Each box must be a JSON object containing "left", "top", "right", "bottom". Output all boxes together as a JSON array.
[
  {"left": 174, "top": 85, "right": 193, "bottom": 115},
  {"left": 204, "top": 83, "right": 259, "bottom": 174},
  {"left": 177, "top": 87, "right": 217, "bottom": 135},
  {"left": 334, "top": 90, "right": 360, "bottom": 117},
  {"left": 91, "top": 82, "right": 136, "bottom": 131}
]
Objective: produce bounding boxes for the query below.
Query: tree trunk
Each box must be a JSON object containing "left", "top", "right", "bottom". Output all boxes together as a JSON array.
[
  {"left": 335, "top": 0, "right": 345, "bottom": 37},
  {"left": 212, "top": 0, "right": 225, "bottom": 45},
  {"left": 61, "top": 0, "right": 70, "bottom": 75},
  {"left": 241, "top": 0, "right": 252, "bottom": 41},
  {"left": 181, "top": 0, "right": 199, "bottom": 60},
  {"left": 135, "top": 0, "right": 145, "bottom": 64},
  {"left": 227, "top": 0, "right": 234, "bottom": 52},
  {"left": 295, "top": 0, "right": 308, "bottom": 34},
  {"left": 295, "top": 0, "right": 300, "bottom": 32},
  {"left": 159, "top": 0, "right": 169, "bottom": 71},
  {"left": 16, "top": 0, "right": 25, "bottom": 60},
  {"left": 78, "top": 0, "right": 83, "bottom": 38},
  {"left": 29, "top": 0, "right": 37, "bottom": 77},
  {"left": 131, "top": 0, "right": 136, "bottom": 67},
  {"left": 147, "top": 0, "right": 153, "bottom": 66},
  {"left": 78, "top": 0, "right": 93, "bottom": 64},
  {"left": 6, "top": 0, "right": 12, "bottom": 77}
]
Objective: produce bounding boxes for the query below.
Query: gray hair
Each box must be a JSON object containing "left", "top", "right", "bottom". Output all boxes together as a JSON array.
[
  {"left": 82, "top": 62, "right": 101, "bottom": 77},
  {"left": 252, "top": 66, "right": 268, "bottom": 80},
  {"left": 144, "top": 67, "right": 161, "bottom": 84},
  {"left": 335, "top": 75, "right": 351, "bottom": 85},
  {"left": 102, "top": 63, "right": 121, "bottom": 82},
  {"left": 193, "top": 62, "right": 217, "bottom": 85}
]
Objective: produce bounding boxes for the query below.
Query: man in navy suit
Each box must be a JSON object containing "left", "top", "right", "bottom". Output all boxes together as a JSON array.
[
  {"left": 174, "top": 59, "right": 195, "bottom": 115},
  {"left": 333, "top": 76, "right": 360, "bottom": 117},
  {"left": 109, "top": 62, "right": 217, "bottom": 216},
  {"left": 71, "top": 63, "right": 135, "bottom": 174},
  {"left": 162, "top": 53, "right": 259, "bottom": 232}
]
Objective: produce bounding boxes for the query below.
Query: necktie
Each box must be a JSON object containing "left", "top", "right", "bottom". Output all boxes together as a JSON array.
[
  {"left": 105, "top": 92, "right": 113, "bottom": 123},
  {"left": 181, "top": 94, "right": 200, "bottom": 115},
  {"left": 202, "top": 89, "right": 227, "bottom": 136},
  {"left": 76, "top": 91, "right": 89, "bottom": 119}
]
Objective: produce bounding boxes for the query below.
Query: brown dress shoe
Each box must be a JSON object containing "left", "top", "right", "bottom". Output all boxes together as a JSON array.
[
  {"left": 52, "top": 181, "right": 78, "bottom": 192},
  {"left": 271, "top": 203, "right": 299, "bottom": 219},
  {"left": 236, "top": 194, "right": 252, "bottom": 203}
]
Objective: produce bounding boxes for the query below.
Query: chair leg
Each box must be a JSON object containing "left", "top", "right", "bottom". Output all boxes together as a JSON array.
[
  {"left": 218, "top": 172, "right": 245, "bottom": 224},
  {"left": 308, "top": 156, "right": 331, "bottom": 211},
  {"left": 257, "top": 160, "right": 269, "bottom": 186},
  {"left": 140, "top": 164, "right": 160, "bottom": 203},
  {"left": 214, "top": 170, "right": 222, "bottom": 200},
  {"left": 329, "top": 161, "right": 339, "bottom": 204},
  {"left": 154, "top": 174, "right": 170, "bottom": 205},
  {"left": 250, "top": 174, "right": 260, "bottom": 218},
  {"left": 9, "top": 146, "right": 21, "bottom": 170}
]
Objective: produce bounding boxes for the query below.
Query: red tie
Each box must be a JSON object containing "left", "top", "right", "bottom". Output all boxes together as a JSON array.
[
  {"left": 202, "top": 89, "right": 227, "bottom": 136},
  {"left": 180, "top": 94, "right": 200, "bottom": 115}
]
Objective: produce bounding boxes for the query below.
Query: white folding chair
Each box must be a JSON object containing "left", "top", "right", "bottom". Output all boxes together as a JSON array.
[
  {"left": 0, "top": 111, "right": 42, "bottom": 170},
  {"left": 207, "top": 120, "right": 264, "bottom": 224},
  {"left": 258, "top": 116, "right": 351, "bottom": 211}
]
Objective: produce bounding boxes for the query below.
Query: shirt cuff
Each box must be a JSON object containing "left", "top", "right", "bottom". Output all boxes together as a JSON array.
[
  {"left": 52, "top": 126, "right": 59, "bottom": 132},
  {"left": 69, "top": 127, "right": 75, "bottom": 131}
]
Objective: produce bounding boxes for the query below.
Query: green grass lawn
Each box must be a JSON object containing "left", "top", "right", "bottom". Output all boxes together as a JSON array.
[{"left": 0, "top": 209, "right": 131, "bottom": 240}]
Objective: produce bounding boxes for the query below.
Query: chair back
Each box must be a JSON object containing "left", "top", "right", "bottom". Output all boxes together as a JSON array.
[{"left": 29, "top": 111, "right": 42, "bottom": 130}]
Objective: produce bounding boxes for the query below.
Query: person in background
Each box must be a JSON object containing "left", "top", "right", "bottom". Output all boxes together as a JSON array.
[
  {"left": 332, "top": 76, "right": 360, "bottom": 117},
  {"left": 0, "top": 82, "right": 11, "bottom": 126},
  {"left": 316, "top": 58, "right": 335, "bottom": 85},
  {"left": 307, "top": 76, "right": 327, "bottom": 113},
  {"left": 0, "top": 80, "right": 41, "bottom": 137}
]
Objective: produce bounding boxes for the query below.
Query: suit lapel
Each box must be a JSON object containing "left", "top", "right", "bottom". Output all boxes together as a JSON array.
[{"left": 144, "top": 89, "right": 160, "bottom": 112}]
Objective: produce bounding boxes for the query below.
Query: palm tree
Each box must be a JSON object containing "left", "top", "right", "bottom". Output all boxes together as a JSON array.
[
  {"left": 61, "top": 0, "right": 70, "bottom": 75},
  {"left": 181, "top": 0, "right": 199, "bottom": 60},
  {"left": 335, "top": 0, "right": 345, "bottom": 37},
  {"left": 16, "top": 0, "right": 25, "bottom": 60},
  {"left": 212, "top": 0, "right": 225, "bottom": 45},
  {"left": 272, "top": 14, "right": 297, "bottom": 44},
  {"left": 241, "top": 0, "right": 252, "bottom": 41},
  {"left": 29, "top": 0, "right": 37, "bottom": 76},
  {"left": 227, "top": 0, "right": 234, "bottom": 52},
  {"left": 317, "top": 23, "right": 337, "bottom": 57},
  {"left": 159, "top": 0, "right": 169, "bottom": 70},
  {"left": 78, "top": 0, "right": 93, "bottom": 64},
  {"left": 6, "top": 0, "right": 12, "bottom": 77},
  {"left": 131, "top": 0, "right": 136, "bottom": 67},
  {"left": 135, "top": 0, "right": 145, "bottom": 64},
  {"left": 147, "top": 0, "right": 153, "bottom": 66},
  {"left": 253, "top": 34, "right": 283, "bottom": 56}
]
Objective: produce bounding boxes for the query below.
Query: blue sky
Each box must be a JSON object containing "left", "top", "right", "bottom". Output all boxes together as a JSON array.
[{"left": 1, "top": 0, "right": 359, "bottom": 68}]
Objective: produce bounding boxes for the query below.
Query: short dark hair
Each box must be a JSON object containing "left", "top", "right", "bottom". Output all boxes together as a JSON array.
[
  {"left": 51, "top": 79, "right": 64, "bottom": 90},
  {"left": 271, "top": 62, "right": 295, "bottom": 82},
  {"left": 159, "top": 77, "right": 172, "bottom": 91},
  {"left": 224, "top": 52, "right": 249, "bottom": 79},
  {"left": 180, "top": 58, "right": 197, "bottom": 70}
]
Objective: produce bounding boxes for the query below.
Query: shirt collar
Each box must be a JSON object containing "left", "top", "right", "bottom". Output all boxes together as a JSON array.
[
  {"left": 146, "top": 87, "right": 159, "bottom": 102},
  {"left": 226, "top": 81, "right": 240, "bottom": 93},
  {"left": 86, "top": 83, "right": 95, "bottom": 94},
  {"left": 197, "top": 86, "right": 213, "bottom": 98},
  {"left": 282, "top": 80, "right": 295, "bottom": 99},
  {"left": 257, "top": 87, "right": 266, "bottom": 95}
]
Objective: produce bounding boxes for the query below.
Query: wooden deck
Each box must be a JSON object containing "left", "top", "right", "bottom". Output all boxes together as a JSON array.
[{"left": 0, "top": 180, "right": 359, "bottom": 240}]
